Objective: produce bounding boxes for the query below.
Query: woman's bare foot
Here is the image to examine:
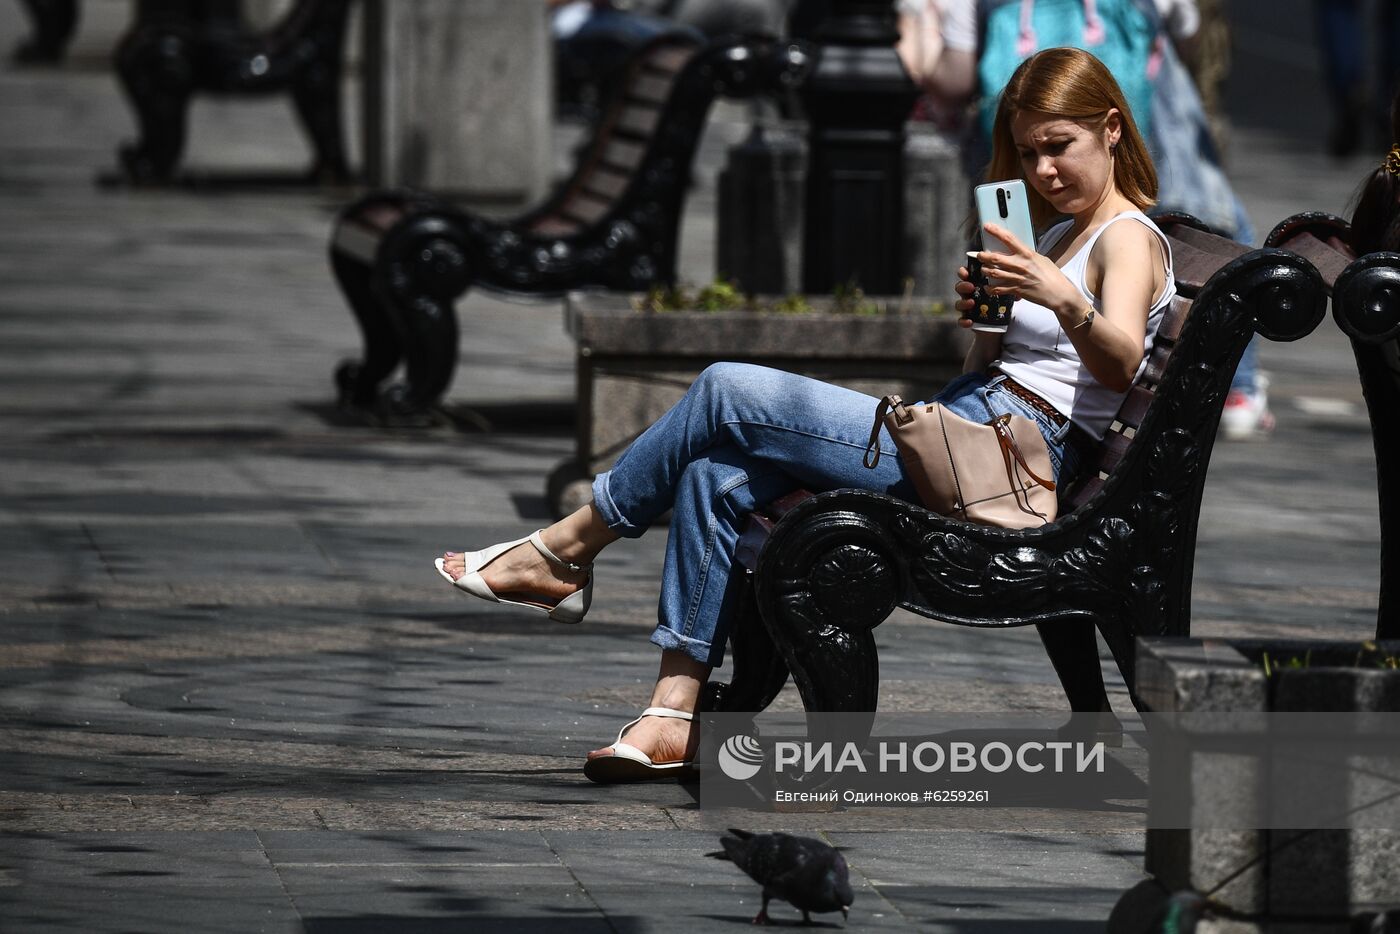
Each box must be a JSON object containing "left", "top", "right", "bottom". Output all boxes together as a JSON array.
[
  {"left": 587, "top": 714, "right": 698, "bottom": 764},
  {"left": 439, "top": 538, "right": 586, "bottom": 607},
  {"left": 439, "top": 505, "right": 618, "bottom": 609},
  {"left": 586, "top": 650, "right": 710, "bottom": 766}
]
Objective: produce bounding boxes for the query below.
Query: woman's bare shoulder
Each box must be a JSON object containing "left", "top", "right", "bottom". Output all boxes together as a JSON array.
[{"left": 1096, "top": 214, "right": 1162, "bottom": 251}]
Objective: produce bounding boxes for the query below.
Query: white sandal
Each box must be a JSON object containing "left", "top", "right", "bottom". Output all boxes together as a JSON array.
[
  {"left": 583, "top": 707, "right": 697, "bottom": 784},
  {"left": 433, "top": 530, "right": 592, "bottom": 624}
]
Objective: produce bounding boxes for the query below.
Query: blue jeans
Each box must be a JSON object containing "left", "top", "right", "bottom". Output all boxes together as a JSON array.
[
  {"left": 590, "top": 363, "right": 1086, "bottom": 668},
  {"left": 1315, "top": 0, "right": 1400, "bottom": 114}
]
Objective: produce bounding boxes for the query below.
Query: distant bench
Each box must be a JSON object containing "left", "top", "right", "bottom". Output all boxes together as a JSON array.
[
  {"left": 114, "top": 0, "right": 355, "bottom": 183},
  {"left": 327, "top": 31, "right": 811, "bottom": 421},
  {"left": 700, "top": 215, "right": 1347, "bottom": 727}
]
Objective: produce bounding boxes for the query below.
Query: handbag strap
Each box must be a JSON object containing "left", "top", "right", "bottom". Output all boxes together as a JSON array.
[
  {"left": 864, "top": 394, "right": 911, "bottom": 469},
  {"left": 991, "top": 414, "right": 1057, "bottom": 492}
]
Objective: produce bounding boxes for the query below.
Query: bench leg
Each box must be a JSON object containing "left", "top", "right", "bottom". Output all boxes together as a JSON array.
[
  {"left": 370, "top": 216, "right": 473, "bottom": 416},
  {"left": 292, "top": 70, "right": 352, "bottom": 185},
  {"left": 1355, "top": 342, "right": 1400, "bottom": 641},
  {"left": 114, "top": 28, "right": 194, "bottom": 182},
  {"left": 331, "top": 251, "right": 402, "bottom": 410},
  {"left": 1034, "top": 621, "right": 1111, "bottom": 713},
  {"left": 767, "top": 608, "right": 880, "bottom": 713},
  {"left": 700, "top": 572, "right": 790, "bottom": 714},
  {"left": 751, "top": 508, "right": 898, "bottom": 713},
  {"left": 14, "top": 0, "right": 78, "bottom": 63},
  {"left": 384, "top": 293, "right": 460, "bottom": 416}
]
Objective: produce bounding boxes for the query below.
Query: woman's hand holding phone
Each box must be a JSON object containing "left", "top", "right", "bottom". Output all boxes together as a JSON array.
[{"left": 969, "top": 222, "right": 1083, "bottom": 318}]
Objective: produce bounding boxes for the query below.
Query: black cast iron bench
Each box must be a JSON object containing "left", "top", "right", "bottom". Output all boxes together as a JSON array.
[
  {"left": 699, "top": 215, "right": 1340, "bottom": 722},
  {"left": 1269, "top": 212, "right": 1400, "bottom": 642},
  {"left": 327, "top": 31, "right": 811, "bottom": 422},
  {"left": 113, "top": 0, "right": 355, "bottom": 184},
  {"left": 13, "top": 0, "right": 78, "bottom": 63},
  {"left": 14, "top": 0, "right": 244, "bottom": 65}
]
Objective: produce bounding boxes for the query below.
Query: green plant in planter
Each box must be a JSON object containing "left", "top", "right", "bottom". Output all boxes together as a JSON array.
[
  {"left": 769, "top": 292, "right": 814, "bottom": 314},
  {"left": 1356, "top": 640, "right": 1400, "bottom": 669},
  {"left": 831, "top": 280, "right": 883, "bottom": 316},
  {"left": 1260, "top": 641, "right": 1400, "bottom": 677},
  {"left": 632, "top": 278, "right": 948, "bottom": 317},
  {"left": 694, "top": 279, "right": 748, "bottom": 311},
  {"left": 1261, "top": 649, "right": 1311, "bottom": 678}
]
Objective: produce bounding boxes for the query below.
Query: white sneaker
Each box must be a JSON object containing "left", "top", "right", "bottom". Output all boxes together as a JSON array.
[{"left": 1220, "top": 374, "right": 1275, "bottom": 440}]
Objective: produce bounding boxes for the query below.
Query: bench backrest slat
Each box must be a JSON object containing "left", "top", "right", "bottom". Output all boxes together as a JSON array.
[
  {"left": 642, "top": 44, "right": 698, "bottom": 73},
  {"left": 1168, "top": 237, "right": 1247, "bottom": 296},
  {"left": 1062, "top": 292, "right": 1192, "bottom": 511},
  {"left": 1113, "top": 385, "right": 1155, "bottom": 426},
  {"left": 615, "top": 103, "right": 664, "bottom": 138},
  {"left": 559, "top": 191, "right": 614, "bottom": 225},
  {"left": 628, "top": 73, "right": 676, "bottom": 104},
  {"left": 526, "top": 37, "right": 701, "bottom": 236},
  {"left": 580, "top": 166, "right": 633, "bottom": 201},
  {"left": 1284, "top": 232, "right": 1354, "bottom": 286}
]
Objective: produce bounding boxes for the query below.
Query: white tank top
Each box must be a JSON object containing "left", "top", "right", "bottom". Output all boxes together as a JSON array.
[{"left": 992, "top": 210, "right": 1176, "bottom": 441}]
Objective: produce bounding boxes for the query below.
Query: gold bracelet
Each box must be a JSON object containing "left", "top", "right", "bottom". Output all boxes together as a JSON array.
[{"left": 1071, "top": 308, "right": 1096, "bottom": 330}]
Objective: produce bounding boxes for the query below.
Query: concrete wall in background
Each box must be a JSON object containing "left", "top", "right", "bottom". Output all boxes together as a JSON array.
[{"left": 360, "top": 0, "right": 553, "bottom": 202}]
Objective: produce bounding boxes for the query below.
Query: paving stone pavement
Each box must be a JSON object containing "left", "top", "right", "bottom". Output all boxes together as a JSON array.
[{"left": 0, "top": 0, "right": 1389, "bottom": 931}]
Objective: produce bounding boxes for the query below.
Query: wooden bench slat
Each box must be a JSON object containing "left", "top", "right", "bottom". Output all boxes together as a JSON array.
[
  {"left": 1114, "top": 385, "right": 1155, "bottom": 427},
  {"left": 628, "top": 73, "right": 677, "bottom": 104},
  {"left": 1274, "top": 231, "right": 1355, "bottom": 288},
  {"left": 736, "top": 514, "right": 776, "bottom": 572},
  {"left": 580, "top": 166, "right": 632, "bottom": 201},
  {"left": 1168, "top": 237, "right": 1236, "bottom": 295},
  {"left": 527, "top": 215, "right": 583, "bottom": 236},
  {"left": 616, "top": 103, "right": 663, "bottom": 137},
  {"left": 1165, "top": 223, "right": 1251, "bottom": 258},
  {"left": 1064, "top": 473, "right": 1105, "bottom": 510},
  {"left": 1147, "top": 340, "right": 1174, "bottom": 371},
  {"left": 641, "top": 44, "right": 697, "bottom": 74},
  {"left": 1139, "top": 349, "right": 1170, "bottom": 388},
  {"left": 1092, "top": 429, "right": 1134, "bottom": 470},
  {"left": 331, "top": 217, "right": 381, "bottom": 264},
  {"left": 558, "top": 191, "right": 614, "bottom": 225},
  {"left": 600, "top": 138, "right": 647, "bottom": 171},
  {"left": 360, "top": 202, "right": 406, "bottom": 232},
  {"left": 1157, "top": 296, "right": 1191, "bottom": 341}
]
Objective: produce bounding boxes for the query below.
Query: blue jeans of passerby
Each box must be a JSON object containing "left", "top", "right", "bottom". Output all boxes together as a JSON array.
[
  {"left": 590, "top": 363, "right": 1086, "bottom": 668},
  {"left": 1314, "top": 0, "right": 1400, "bottom": 115}
]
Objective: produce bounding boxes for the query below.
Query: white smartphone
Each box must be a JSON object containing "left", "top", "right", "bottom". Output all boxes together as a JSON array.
[{"left": 973, "top": 179, "right": 1036, "bottom": 255}]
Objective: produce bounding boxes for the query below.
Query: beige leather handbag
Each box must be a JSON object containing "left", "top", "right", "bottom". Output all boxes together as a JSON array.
[{"left": 863, "top": 395, "right": 1058, "bottom": 529}]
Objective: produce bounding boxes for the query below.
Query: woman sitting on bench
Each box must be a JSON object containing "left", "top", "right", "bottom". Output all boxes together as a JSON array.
[{"left": 434, "top": 47, "right": 1176, "bottom": 783}]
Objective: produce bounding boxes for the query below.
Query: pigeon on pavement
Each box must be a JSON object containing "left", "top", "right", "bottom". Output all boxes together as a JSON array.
[{"left": 708, "top": 828, "right": 853, "bottom": 925}]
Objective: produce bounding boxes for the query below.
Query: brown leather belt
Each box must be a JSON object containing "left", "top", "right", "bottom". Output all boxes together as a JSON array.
[{"left": 992, "top": 371, "right": 1069, "bottom": 429}]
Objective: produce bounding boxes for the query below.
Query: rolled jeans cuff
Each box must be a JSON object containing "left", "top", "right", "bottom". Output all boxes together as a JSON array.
[
  {"left": 651, "top": 623, "right": 725, "bottom": 668},
  {"left": 591, "top": 470, "right": 646, "bottom": 538}
]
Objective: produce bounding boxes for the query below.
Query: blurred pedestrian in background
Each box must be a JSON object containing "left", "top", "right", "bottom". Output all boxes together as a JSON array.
[
  {"left": 613, "top": 0, "right": 793, "bottom": 35},
  {"left": 1313, "top": 0, "right": 1400, "bottom": 158}
]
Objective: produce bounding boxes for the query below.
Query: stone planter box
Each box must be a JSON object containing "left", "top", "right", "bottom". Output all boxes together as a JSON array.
[
  {"left": 546, "top": 291, "right": 972, "bottom": 517},
  {"left": 1111, "top": 637, "right": 1400, "bottom": 933}
]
